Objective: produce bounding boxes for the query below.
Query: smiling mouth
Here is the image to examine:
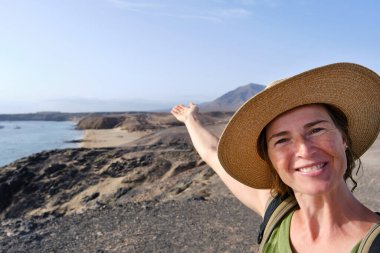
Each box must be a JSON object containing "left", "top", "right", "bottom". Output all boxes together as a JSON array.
[{"left": 296, "top": 162, "right": 328, "bottom": 173}]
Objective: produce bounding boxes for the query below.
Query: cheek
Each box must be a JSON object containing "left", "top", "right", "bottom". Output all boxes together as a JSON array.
[
  {"left": 313, "top": 134, "right": 348, "bottom": 172},
  {"left": 318, "top": 134, "right": 346, "bottom": 157},
  {"left": 268, "top": 151, "right": 294, "bottom": 186},
  {"left": 329, "top": 139, "right": 348, "bottom": 169},
  {"left": 268, "top": 149, "right": 291, "bottom": 172}
]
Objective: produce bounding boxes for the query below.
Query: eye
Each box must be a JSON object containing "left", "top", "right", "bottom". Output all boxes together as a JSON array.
[
  {"left": 309, "top": 127, "right": 324, "bottom": 135},
  {"left": 274, "top": 138, "right": 289, "bottom": 145}
]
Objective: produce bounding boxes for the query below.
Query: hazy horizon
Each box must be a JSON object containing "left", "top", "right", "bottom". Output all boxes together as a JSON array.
[
  {"left": 0, "top": 97, "right": 186, "bottom": 114},
  {"left": 1, "top": 0, "right": 379, "bottom": 113}
]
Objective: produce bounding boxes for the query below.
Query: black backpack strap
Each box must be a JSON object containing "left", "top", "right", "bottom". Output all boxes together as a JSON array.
[
  {"left": 257, "top": 194, "right": 298, "bottom": 253},
  {"left": 257, "top": 193, "right": 290, "bottom": 244},
  {"left": 367, "top": 212, "right": 380, "bottom": 253},
  {"left": 358, "top": 212, "right": 380, "bottom": 253},
  {"left": 368, "top": 233, "right": 380, "bottom": 253}
]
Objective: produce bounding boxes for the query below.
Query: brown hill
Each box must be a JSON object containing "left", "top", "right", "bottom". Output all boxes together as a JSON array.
[
  {"left": 199, "top": 83, "right": 265, "bottom": 112},
  {"left": 77, "top": 115, "right": 125, "bottom": 129}
]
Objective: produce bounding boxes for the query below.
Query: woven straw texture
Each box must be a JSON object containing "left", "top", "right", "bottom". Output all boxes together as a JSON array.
[{"left": 218, "top": 63, "right": 380, "bottom": 189}]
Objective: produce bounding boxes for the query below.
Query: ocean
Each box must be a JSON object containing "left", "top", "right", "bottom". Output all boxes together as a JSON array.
[{"left": 0, "top": 121, "right": 83, "bottom": 167}]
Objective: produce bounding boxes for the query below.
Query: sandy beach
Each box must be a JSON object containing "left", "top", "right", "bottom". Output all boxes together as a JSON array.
[{"left": 80, "top": 128, "right": 149, "bottom": 148}]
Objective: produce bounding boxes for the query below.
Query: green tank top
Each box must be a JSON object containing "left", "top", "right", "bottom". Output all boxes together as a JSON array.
[{"left": 262, "top": 210, "right": 361, "bottom": 253}]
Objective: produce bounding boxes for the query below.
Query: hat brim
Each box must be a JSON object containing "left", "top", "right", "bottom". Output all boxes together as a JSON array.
[{"left": 218, "top": 63, "right": 380, "bottom": 189}]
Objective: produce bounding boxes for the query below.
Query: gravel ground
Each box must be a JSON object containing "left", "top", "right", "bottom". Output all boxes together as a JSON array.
[{"left": 1, "top": 197, "right": 262, "bottom": 253}]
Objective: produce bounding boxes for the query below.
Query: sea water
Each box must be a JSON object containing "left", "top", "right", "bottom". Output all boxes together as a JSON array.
[{"left": 0, "top": 121, "right": 83, "bottom": 167}]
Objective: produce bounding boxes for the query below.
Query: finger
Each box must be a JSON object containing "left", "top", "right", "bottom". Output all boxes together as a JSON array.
[
  {"left": 171, "top": 107, "right": 182, "bottom": 114},
  {"left": 176, "top": 105, "right": 185, "bottom": 111}
]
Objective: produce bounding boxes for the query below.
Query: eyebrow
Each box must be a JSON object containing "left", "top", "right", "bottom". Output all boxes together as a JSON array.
[
  {"left": 267, "top": 131, "right": 289, "bottom": 143},
  {"left": 304, "top": 119, "right": 329, "bottom": 129},
  {"left": 267, "top": 120, "right": 330, "bottom": 143}
]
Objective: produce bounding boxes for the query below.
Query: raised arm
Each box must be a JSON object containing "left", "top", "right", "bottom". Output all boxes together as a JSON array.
[{"left": 171, "top": 102, "right": 271, "bottom": 216}]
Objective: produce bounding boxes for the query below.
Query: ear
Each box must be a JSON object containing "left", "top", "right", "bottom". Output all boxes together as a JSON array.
[{"left": 341, "top": 134, "right": 348, "bottom": 150}]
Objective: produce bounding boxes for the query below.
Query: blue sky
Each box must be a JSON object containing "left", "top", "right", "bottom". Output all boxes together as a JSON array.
[{"left": 0, "top": 0, "right": 379, "bottom": 113}]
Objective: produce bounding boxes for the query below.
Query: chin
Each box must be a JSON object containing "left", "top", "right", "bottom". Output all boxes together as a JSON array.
[{"left": 293, "top": 181, "right": 338, "bottom": 196}]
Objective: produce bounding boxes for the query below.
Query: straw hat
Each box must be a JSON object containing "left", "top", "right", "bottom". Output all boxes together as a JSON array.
[{"left": 218, "top": 62, "right": 380, "bottom": 189}]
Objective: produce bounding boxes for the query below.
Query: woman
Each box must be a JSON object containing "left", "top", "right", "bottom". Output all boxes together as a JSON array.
[{"left": 171, "top": 63, "right": 380, "bottom": 252}]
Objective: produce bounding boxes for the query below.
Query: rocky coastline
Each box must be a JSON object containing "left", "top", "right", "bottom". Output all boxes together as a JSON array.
[{"left": 0, "top": 111, "right": 379, "bottom": 253}]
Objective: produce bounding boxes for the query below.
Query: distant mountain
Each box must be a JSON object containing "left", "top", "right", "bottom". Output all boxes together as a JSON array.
[
  {"left": 0, "top": 112, "right": 127, "bottom": 122},
  {"left": 0, "top": 112, "right": 72, "bottom": 121},
  {"left": 199, "top": 83, "right": 265, "bottom": 112}
]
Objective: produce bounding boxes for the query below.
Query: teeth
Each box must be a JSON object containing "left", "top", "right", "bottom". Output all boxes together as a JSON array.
[{"left": 298, "top": 163, "right": 325, "bottom": 173}]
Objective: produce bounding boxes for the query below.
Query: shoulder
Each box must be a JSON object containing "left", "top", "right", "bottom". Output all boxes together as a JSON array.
[
  {"left": 260, "top": 207, "right": 296, "bottom": 253},
  {"left": 257, "top": 194, "right": 297, "bottom": 244}
]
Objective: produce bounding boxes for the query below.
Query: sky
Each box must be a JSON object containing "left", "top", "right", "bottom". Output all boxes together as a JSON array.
[{"left": 0, "top": 0, "right": 379, "bottom": 113}]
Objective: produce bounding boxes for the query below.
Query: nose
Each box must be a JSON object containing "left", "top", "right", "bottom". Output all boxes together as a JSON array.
[{"left": 295, "top": 137, "right": 315, "bottom": 158}]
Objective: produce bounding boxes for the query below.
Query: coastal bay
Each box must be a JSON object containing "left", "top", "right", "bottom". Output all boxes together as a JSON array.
[
  {"left": 0, "top": 121, "right": 82, "bottom": 167},
  {"left": 0, "top": 111, "right": 378, "bottom": 252}
]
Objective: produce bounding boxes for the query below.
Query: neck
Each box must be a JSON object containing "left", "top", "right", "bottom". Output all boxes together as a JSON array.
[
  {"left": 293, "top": 181, "right": 377, "bottom": 239},
  {"left": 295, "top": 182, "right": 362, "bottom": 221}
]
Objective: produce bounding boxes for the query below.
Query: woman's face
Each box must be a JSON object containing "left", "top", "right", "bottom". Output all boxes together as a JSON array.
[{"left": 266, "top": 104, "right": 347, "bottom": 196}]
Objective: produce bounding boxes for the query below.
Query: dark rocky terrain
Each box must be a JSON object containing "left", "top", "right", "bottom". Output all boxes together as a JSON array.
[
  {"left": 0, "top": 111, "right": 262, "bottom": 252},
  {"left": 0, "top": 109, "right": 379, "bottom": 253}
]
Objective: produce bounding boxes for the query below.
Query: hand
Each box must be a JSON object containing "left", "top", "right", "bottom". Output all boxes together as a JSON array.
[{"left": 171, "top": 102, "right": 199, "bottom": 123}]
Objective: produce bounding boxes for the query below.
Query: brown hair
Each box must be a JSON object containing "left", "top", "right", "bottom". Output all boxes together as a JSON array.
[{"left": 257, "top": 104, "right": 362, "bottom": 196}]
